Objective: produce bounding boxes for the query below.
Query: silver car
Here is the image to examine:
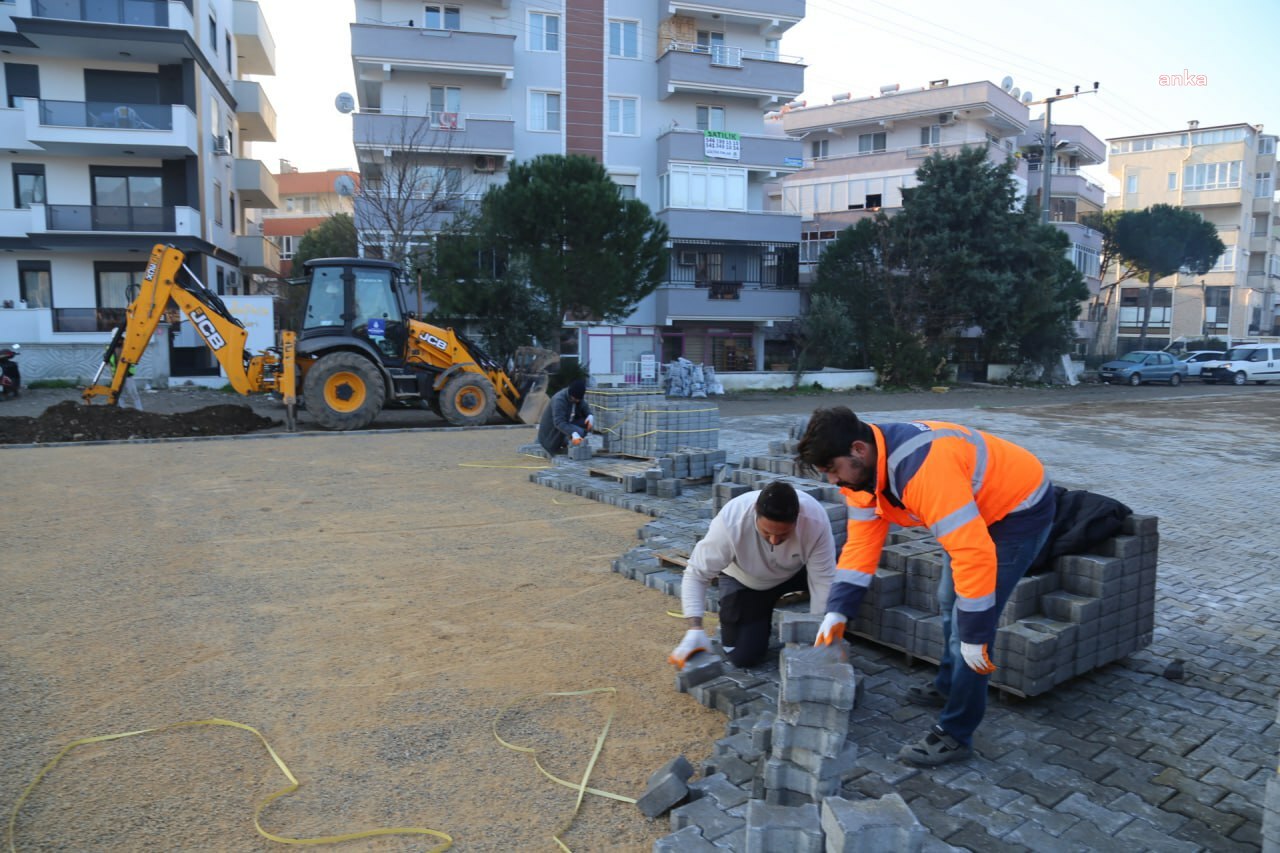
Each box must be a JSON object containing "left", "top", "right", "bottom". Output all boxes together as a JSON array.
[
  {"left": 1098, "top": 351, "right": 1187, "bottom": 386},
  {"left": 1177, "top": 350, "right": 1226, "bottom": 377}
]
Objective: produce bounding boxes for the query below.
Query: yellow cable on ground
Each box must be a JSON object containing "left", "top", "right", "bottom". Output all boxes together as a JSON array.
[
  {"left": 492, "top": 688, "right": 636, "bottom": 852},
  {"left": 6, "top": 718, "right": 452, "bottom": 853},
  {"left": 458, "top": 461, "right": 551, "bottom": 469}
]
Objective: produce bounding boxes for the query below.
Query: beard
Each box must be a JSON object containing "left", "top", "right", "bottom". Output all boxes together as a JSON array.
[{"left": 836, "top": 460, "right": 874, "bottom": 492}]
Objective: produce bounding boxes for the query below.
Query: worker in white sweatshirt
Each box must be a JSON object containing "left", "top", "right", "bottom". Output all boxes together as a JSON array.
[{"left": 669, "top": 480, "right": 841, "bottom": 668}]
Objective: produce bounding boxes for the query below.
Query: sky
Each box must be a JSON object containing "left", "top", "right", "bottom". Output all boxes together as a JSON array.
[{"left": 247, "top": 0, "right": 1280, "bottom": 181}]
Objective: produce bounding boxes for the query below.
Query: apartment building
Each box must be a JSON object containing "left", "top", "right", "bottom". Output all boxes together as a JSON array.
[
  {"left": 0, "top": 0, "right": 280, "bottom": 378},
  {"left": 261, "top": 164, "right": 358, "bottom": 277},
  {"left": 1015, "top": 121, "right": 1106, "bottom": 352},
  {"left": 349, "top": 0, "right": 807, "bottom": 375},
  {"left": 1102, "top": 122, "right": 1280, "bottom": 352},
  {"left": 779, "top": 79, "right": 1031, "bottom": 280}
]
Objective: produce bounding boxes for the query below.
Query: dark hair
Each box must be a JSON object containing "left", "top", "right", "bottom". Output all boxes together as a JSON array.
[
  {"left": 567, "top": 379, "right": 587, "bottom": 400},
  {"left": 755, "top": 480, "right": 800, "bottom": 524},
  {"left": 796, "top": 406, "right": 873, "bottom": 470}
]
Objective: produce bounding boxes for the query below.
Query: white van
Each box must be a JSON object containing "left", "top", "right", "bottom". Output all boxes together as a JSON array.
[{"left": 1201, "top": 344, "right": 1280, "bottom": 385}]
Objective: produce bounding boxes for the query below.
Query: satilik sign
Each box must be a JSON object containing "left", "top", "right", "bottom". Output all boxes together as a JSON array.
[{"left": 704, "top": 130, "right": 741, "bottom": 161}]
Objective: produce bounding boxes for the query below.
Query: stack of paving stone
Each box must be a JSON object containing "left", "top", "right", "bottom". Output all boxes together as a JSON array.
[
  {"left": 584, "top": 387, "right": 666, "bottom": 453},
  {"left": 609, "top": 400, "right": 721, "bottom": 456}
]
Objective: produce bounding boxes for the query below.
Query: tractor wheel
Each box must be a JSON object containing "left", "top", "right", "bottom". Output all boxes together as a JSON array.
[
  {"left": 302, "top": 352, "right": 386, "bottom": 430},
  {"left": 439, "top": 373, "right": 496, "bottom": 427},
  {"left": 1127, "top": 373, "right": 1142, "bottom": 386}
]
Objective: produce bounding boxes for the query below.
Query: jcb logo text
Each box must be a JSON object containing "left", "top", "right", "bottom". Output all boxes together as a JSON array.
[{"left": 190, "top": 308, "right": 227, "bottom": 350}]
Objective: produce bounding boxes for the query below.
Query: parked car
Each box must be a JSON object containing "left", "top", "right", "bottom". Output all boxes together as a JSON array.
[
  {"left": 1177, "top": 350, "right": 1226, "bottom": 377},
  {"left": 1097, "top": 351, "right": 1186, "bottom": 386},
  {"left": 1201, "top": 344, "right": 1280, "bottom": 385}
]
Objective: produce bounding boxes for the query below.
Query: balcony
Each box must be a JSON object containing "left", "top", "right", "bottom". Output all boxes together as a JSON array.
[
  {"left": 659, "top": 208, "right": 800, "bottom": 243},
  {"left": 233, "top": 0, "right": 276, "bottom": 75},
  {"left": 350, "top": 23, "right": 515, "bottom": 83},
  {"left": 15, "top": 0, "right": 197, "bottom": 63},
  {"left": 236, "top": 234, "right": 281, "bottom": 275},
  {"left": 654, "top": 283, "right": 802, "bottom": 323},
  {"left": 657, "top": 42, "right": 803, "bottom": 106},
  {"left": 353, "top": 111, "right": 514, "bottom": 155},
  {"left": 234, "top": 158, "right": 279, "bottom": 209},
  {"left": 42, "top": 204, "right": 198, "bottom": 235},
  {"left": 1029, "top": 166, "right": 1106, "bottom": 208},
  {"left": 22, "top": 98, "right": 198, "bottom": 157},
  {"left": 658, "top": 127, "right": 802, "bottom": 172},
  {"left": 231, "top": 80, "right": 277, "bottom": 143},
  {"left": 784, "top": 80, "right": 1029, "bottom": 138},
  {"left": 666, "top": 0, "right": 805, "bottom": 35},
  {"left": 353, "top": 193, "right": 482, "bottom": 233}
]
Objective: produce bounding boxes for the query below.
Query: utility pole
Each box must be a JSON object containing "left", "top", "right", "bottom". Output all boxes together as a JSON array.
[{"left": 1029, "top": 83, "right": 1100, "bottom": 223}]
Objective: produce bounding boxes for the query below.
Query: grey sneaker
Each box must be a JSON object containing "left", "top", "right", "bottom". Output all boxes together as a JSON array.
[{"left": 898, "top": 726, "right": 973, "bottom": 767}]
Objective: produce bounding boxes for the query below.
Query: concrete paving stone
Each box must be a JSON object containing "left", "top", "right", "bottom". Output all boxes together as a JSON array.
[
  {"left": 943, "top": 821, "right": 1031, "bottom": 852},
  {"left": 1111, "top": 816, "right": 1200, "bottom": 852},
  {"left": 669, "top": 796, "right": 746, "bottom": 841},
  {"left": 894, "top": 772, "right": 968, "bottom": 811},
  {"left": 946, "top": 771, "right": 1024, "bottom": 810},
  {"left": 710, "top": 827, "right": 746, "bottom": 849},
  {"left": 743, "top": 800, "right": 823, "bottom": 853},
  {"left": 715, "top": 732, "right": 764, "bottom": 764},
  {"left": 1172, "top": 816, "right": 1259, "bottom": 852},
  {"left": 1001, "top": 821, "right": 1085, "bottom": 852},
  {"left": 822, "top": 793, "right": 927, "bottom": 853},
  {"left": 841, "top": 770, "right": 900, "bottom": 801},
  {"left": 1228, "top": 816, "right": 1263, "bottom": 847},
  {"left": 653, "top": 825, "right": 721, "bottom": 852},
  {"left": 1105, "top": 791, "right": 1193, "bottom": 835},
  {"left": 1097, "top": 767, "right": 1178, "bottom": 809},
  {"left": 704, "top": 752, "right": 757, "bottom": 787},
  {"left": 775, "top": 699, "right": 851, "bottom": 730},
  {"left": 1202, "top": 766, "right": 1271, "bottom": 801},
  {"left": 1164, "top": 792, "right": 1248, "bottom": 836},
  {"left": 1000, "top": 793, "right": 1082, "bottom": 838},
  {"left": 1000, "top": 769, "right": 1076, "bottom": 809},
  {"left": 943, "top": 794, "right": 1026, "bottom": 838},
  {"left": 688, "top": 772, "right": 751, "bottom": 811},
  {"left": 1052, "top": 790, "right": 1138, "bottom": 836}
]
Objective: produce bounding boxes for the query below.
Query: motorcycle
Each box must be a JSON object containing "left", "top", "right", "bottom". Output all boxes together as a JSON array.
[{"left": 0, "top": 344, "right": 21, "bottom": 399}]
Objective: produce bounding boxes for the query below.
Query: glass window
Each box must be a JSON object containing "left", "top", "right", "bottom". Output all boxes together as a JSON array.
[
  {"left": 1260, "top": 137, "right": 1277, "bottom": 155},
  {"left": 811, "top": 139, "right": 828, "bottom": 159},
  {"left": 304, "top": 267, "right": 347, "bottom": 329},
  {"left": 18, "top": 261, "right": 51, "bottom": 308},
  {"left": 920, "top": 125, "right": 940, "bottom": 146},
  {"left": 1126, "top": 173, "right": 1138, "bottom": 194},
  {"left": 13, "top": 164, "right": 46, "bottom": 209},
  {"left": 858, "top": 132, "right": 886, "bottom": 154},
  {"left": 529, "top": 91, "right": 560, "bottom": 131},
  {"left": 1256, "top": 172, "right": 1273, "bottom": 198},
  {"left": 1167, "top": 172, "right": 1177, "bottom": 191},
  {"left": 424, "top": 4, "right": 460, "bottom": 29},
  {"left": 608, "top": 97, "right": 637, "bottom": 135},
  {"left": 530, "top": 13, "right": 559, "bottom": 51},
  {"left": 696, "top": 105, "right": 725, "bottom": 132},
  {"left": 208, "top": 15, "right": 216, "bottom": 50},
  {"left": 94, "top": 262, "right": 143, "bottom": 310},
  {"left": 608, "top": 20, "right": 638, "bottom": 58}
]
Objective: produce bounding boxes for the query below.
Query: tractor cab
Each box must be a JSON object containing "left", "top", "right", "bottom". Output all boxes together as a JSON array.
[{"left": 298, "top": 257, "right": 408, "bottom": 362}]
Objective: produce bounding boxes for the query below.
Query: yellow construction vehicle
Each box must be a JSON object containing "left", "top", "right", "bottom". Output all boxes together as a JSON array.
[{"left": 83, "top": 243, "right": 552, "bottom": 431}]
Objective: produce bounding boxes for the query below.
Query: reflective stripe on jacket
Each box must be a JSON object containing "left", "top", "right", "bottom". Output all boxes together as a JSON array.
[{"left": 827, "top": 420, "right": 1049, "bottom": 642}]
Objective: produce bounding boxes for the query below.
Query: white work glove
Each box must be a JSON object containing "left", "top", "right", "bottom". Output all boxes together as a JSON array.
[
  {"left": 960, "top": 642, "right": 997, "bottom": 675},
  {"left": 814, "top": 612, "right": 847, "bottom": 646},
  {"left": 668, "top": 629, "right": 711, "bottom": 669},
  {"left": 571, "top": 431, "right": 582, "bottom": 445},
  {"left": 584, "top": 414, "right": 594, "bottom": 432}
]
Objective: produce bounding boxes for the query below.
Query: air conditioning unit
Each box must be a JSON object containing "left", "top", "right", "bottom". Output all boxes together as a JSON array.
[
  {"left": 474, "top": 155, "right": 498, "bottom": 173},
  {"left": 938, "top": 112, "right": 956, "bottom": 126},
  {"left": 212, "top": 134, "right": 231, "bottom": 155}
]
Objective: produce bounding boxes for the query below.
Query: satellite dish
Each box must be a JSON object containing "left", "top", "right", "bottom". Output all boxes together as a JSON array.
[
  {"left": 1001, "top": 76, "right": 1014, "bottom": 92},
  {"left": 1009, "top": 87, "right": 1021, "bottom": 100},
  {"left": 1022, "top": 91, "right": 1034, "bottom": 104},
  {"left": 334, "top": 175, "right": 355, "bottom": 197},
  {"left": 334, "top": 92, "right": 356, "bottom": 114}
]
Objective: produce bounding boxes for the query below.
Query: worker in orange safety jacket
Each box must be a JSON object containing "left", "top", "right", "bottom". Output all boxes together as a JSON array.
[{"left": 796, "top": 406, "right": 1055, "bottom": 767}]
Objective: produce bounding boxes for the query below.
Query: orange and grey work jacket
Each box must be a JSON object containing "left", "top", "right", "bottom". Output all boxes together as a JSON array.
[{"left": 826, "top": 420, "right": 1052, "bottom": 644}]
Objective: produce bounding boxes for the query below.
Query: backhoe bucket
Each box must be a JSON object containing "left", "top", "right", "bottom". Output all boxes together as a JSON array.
[
  {"left": 513, "top": 346, "right": 559, "bottom": 425},
  {"left": 516, "top": 372, "right": 550, "bottom": 424}
]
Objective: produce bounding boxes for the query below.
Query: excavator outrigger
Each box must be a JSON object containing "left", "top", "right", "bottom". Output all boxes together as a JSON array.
[{"left": 84, "top": 243, "right": 553, "bottom": 431}]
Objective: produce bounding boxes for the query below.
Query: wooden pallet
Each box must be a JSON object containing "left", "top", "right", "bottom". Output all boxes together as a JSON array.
[
  {"left": 655, "top": 550, "right": 690, "bottom": 570},
  {"left": 586, "top": 460, "right": 650, "bottom": 483}
]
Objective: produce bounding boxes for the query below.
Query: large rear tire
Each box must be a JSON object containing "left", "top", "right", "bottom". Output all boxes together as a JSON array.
[
  {"left": 439, "top": 373, "right": 496, "bottom": 427},
  {"left": 302, "top": 352, "right": 386, "bottom": 431}
]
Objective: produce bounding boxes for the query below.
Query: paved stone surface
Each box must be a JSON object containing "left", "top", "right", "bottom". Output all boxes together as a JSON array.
[{"left": 536, "top": 392, "right": 1280, "bottom": 851}]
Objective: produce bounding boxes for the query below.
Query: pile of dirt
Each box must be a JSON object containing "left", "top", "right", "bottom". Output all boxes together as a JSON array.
[{"left": 0, "top": 401, "right": 280, "bottom": 445}]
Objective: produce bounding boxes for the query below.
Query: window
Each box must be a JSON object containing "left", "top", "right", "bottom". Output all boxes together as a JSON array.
[
  {"left": 424, "top": 4, "right": 460, "bottom": 29},
  {"left": 801, "top": 230, "right": 838, "bottom": 265},
  {"left": 696, "top": 105, "right": 725, "bottom": 132},
  {"left": 858, "top": 132, "right": 886, "bottom": 154},
  {"left": 1207, "top": 246, "right": 1235, "bottom": 272},
  {"left": 1261, "top": 137, "right": 1277, "bottom": 155},
  {"left": 662, "top": 163, "right": 747, "bottom": 211},
  {"left": 1184, "top": 161, "right": 1242, "bottom": 191},
  {"left": 12, "top": 164, "right": 45, "bottom": 209},
  {"left": 1167, "top": 172, "right": 1177, "bottom": 191},
  {"left": 213, "top": 179, "right": 223, "bottom": 226},
  {"left": 529, "top": 91, "right": 561, "bottom": 131},
  {"left": 1256, "top": 172, "right": 1273, "bottom": 198},
  {"left": 1126, "top": 173, "right": 1138, "bottom": 194},
  {"left": 1191, "top": 128, "right": 1247, "bottom": 146},
  {"left": 4, "top": 62, "right": 40, "bottom": 108},
  {"left": 280, "top": 235, "right": 296, "bottom": 260},
  {"left": 91, "top": 167, "right": 164, "bottom": 229},
  {"left": 920, "top": 125, "right": 940, "bottom": 146},
  {"left": 810, "top": 139, "right": 828, "bottom": 159},
  {"left": 608, "top": 97, "right": 637, "bottom": 136},
  {"left": 208, "top": 15, "right": 217, "bottom": 51},
  {"left": 226, "top": 35, "right": 232, "bottom": 73},
  {"left": 609, "top": 20, "right": 638, "bottom": 58},
  {"left": 1204, "top": 286, "right": 1230, "bottom": 327},
  {"left": 1070, "top": 244, "right": 1100, "bottom": 278},
  {"left": 430, "top": 85, "right": 461, "bottom": 126},
  {"left": 95, "top": 261, "right": 145, "bottom": 321},
  {"left": 529, "top": 12, "right": 559, "bottom": 51},
  {"left": 1119, "top": 286, "right": 1171, "bottom": 328},
  {"left": 18, "top": 261, "right": 51, "bottom": 308}
]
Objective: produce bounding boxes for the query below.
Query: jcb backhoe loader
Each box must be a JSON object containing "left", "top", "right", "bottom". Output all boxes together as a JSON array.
[{"left": 83, "top": 243, "right": 552, "bottom": 431}]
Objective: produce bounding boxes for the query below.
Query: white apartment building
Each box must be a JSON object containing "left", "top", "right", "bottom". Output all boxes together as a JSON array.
[
  {"left": 778, "top": 79, "right": 1031, "bottom": 280},
  {"left": 349, "top": 0, "right": 808, "bottom": 375},
  {"left": 0, "top": 0, "right": 280, "bottom": 381},
  {"left": 1102, "top": 122, "right": 1280, "bottom": 351}
]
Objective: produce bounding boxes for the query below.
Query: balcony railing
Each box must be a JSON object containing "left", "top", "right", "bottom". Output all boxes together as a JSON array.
[
  {"left": 662, "top": 41, "right": 800, "bottom": 67},
  {"left": 39, "top": 99, "right": 173, "bottom": 130},
  {"left": 46, "top": 204, "right": 175, "bottom": 232},
  {"left": 32, "top": 0, "right": 168, "bottom": 26}
]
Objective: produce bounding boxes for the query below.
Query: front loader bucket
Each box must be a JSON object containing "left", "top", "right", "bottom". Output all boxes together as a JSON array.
[{"left": 516, "top": 372, "right": 550, "bottom": 424}]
